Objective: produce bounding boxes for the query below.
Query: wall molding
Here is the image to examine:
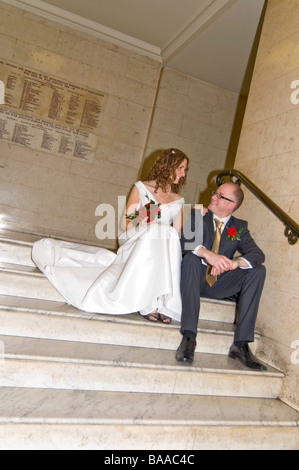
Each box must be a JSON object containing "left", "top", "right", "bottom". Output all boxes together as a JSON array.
[
  {"left": 2, "top": 0, "right": 162, "bottom": 61},
  {"left": 161, "top": 0, "right": 237, "bottom": 64},
  {"left": 2, "top": 0, "right": 237, "bottom": 65}
]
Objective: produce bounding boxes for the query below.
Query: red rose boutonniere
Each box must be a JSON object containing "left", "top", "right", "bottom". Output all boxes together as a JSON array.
[
  {"left": 125, "top": 195, "right": 161, "bottom": 227},
  {"left": 226, "top": 226, "right": 243, "bottom": 241}
]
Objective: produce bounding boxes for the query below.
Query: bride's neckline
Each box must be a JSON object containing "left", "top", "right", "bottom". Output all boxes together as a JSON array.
[{"left": 139, "top": 181, "right": 184, "bottom": 206}]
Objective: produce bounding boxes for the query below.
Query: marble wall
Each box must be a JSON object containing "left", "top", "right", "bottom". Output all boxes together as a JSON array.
[
  {"left": 0, "top": 2, "right": 239, "bottom": 248},
  {"left": 234, "top": 0, "right": 299, "bottom": 409},
  {"left": 0, "top": 2, "right": 161, "bottom": 248}
]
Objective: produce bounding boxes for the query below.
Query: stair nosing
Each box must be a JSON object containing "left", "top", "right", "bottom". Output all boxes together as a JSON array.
[
  {"left": 1, "top": 417, "right": 297, "bottom": 427},
  {"left": 0, "top": 262, "right": 43, "bottom": 277},
  {"left": 0, "top": 334, "right": 284, "bottom": 378},
  {"left": 0, "top": 230, "right": 108, "bottom": 250},
  {"left": 0, "top": 387, "right": 297, "bottom": 427},
  {"left": 3, "top": 354, "right": 283, "bottom": 378},
  {"left": 0, "top": 294, "right": 237, "bottom": 333}
]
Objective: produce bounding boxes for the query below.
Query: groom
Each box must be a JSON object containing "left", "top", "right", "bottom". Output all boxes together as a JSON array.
[{"left": 177, "top": 182, "right": 267, "bottom": 370}]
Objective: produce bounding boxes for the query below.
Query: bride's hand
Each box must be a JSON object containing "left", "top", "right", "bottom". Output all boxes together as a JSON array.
[
  {"left": 139, "top": 217, "right": 149, "bottom": 226},
  {"left": 194, "top": 204, "right": 208, "bottom": 216},
  {"left": 141, "top": 217, "right": 158, "bottom": 226}
]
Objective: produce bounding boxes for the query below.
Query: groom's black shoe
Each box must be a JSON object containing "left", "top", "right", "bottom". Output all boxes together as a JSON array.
[
  {"left": 176, "top": 336, "right": 197, "bottom": 363},
  {"left": 229, "top": 343, "right": 267, "bottom": 371}
]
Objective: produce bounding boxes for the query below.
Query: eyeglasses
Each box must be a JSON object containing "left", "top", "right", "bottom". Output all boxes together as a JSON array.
[{"left": 212, "top": 190, "right": 235, "bottom": 204}]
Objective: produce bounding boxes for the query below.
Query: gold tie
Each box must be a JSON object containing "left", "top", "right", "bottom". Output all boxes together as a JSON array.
[{"left": 206, "top": 219, "right": 223, "bottom": 287}]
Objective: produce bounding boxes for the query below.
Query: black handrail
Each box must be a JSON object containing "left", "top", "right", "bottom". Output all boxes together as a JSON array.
[{"left": 216, "top": 169, "right": 299, "bottom": 245}]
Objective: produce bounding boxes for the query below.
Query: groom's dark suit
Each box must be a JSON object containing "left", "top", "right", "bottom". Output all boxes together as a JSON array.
[{"left": 180, "top": 210, "right": 266, "bottom": 343}]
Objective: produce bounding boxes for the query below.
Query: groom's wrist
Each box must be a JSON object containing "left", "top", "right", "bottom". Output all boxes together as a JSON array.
[
  {"left": 193, "top": 245, "right": 204, "bottom": 257},
  {"left": 195, "top": 246, "right": 210, "bottom": 260}
]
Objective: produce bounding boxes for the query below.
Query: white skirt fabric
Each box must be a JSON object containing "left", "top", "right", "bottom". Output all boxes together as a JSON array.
[{"left": 32, "top": 182, "right": 184, "bottom": 322}]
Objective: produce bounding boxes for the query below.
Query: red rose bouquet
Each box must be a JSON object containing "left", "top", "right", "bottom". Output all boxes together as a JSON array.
[{"left": 125, "top": 195, "right": 161, "bottom": 227}]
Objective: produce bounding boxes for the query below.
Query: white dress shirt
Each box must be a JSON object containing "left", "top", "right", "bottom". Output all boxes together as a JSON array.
[{"left": 193, "top": 214, "right": 252, "bottom": 269}]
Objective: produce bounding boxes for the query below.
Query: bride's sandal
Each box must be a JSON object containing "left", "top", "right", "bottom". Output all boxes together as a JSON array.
[
  {"left": 145, "top": 310, "right": 159, "bottom": 322},
  {"left": 159, "top": 314, "right": 172, "bottom": 324}
]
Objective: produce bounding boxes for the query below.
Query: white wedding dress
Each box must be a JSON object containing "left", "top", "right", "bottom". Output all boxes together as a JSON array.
[{"left": 32, "top": 181, "right": 184, "bottom": 321}]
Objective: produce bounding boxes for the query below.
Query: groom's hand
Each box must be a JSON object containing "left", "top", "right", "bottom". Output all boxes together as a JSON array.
[
  {"left": 210, "top": 255, "right": 233, "bottom": 275},
  {"left": 200, "top": 249, "right": 233, "bottom": 275}
]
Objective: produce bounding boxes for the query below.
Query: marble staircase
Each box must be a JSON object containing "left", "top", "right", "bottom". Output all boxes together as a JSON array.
[{"left": 0, "top": 230, "right": 298, "bottom": 450}]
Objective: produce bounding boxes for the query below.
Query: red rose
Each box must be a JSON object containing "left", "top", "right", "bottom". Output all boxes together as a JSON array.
[{"left": 227, "top": 226, "right": 237, "bottom": 237}]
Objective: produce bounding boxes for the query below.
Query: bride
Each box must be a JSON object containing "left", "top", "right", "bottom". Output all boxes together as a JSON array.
[{"left": 32, "top": 148, "right": 189, "bottom": 324}]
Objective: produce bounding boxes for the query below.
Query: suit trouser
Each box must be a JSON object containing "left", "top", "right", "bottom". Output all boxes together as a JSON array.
[{"left": 180, "top": 253, "right": 266, "bottom": 343}]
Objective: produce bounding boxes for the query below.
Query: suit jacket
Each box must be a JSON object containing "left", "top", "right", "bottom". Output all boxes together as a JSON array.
[{"left": 180, "top": 210, "right": 265, "bottom": 267}]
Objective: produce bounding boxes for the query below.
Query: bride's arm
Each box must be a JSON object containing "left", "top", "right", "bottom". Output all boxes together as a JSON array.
[
  {"left": 122, "top": 185, "right": 140, "bottom": 231},
  {"left": 172, "top": 206, "right": 184, "bottom": 233},
  {"left": 194, "top": 204, "right": 208, "bottom": 216}
]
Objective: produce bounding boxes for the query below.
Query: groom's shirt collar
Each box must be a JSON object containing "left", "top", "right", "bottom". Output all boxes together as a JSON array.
[{"left": 212, "top": 213, "right": 231, "bottom": 233}]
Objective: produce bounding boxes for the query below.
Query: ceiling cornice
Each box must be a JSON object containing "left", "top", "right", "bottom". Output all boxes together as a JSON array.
[
  {"left": 2, "top": 0, "right": 162, "bottom": 60},
  {"left": 2, "top": 0, "right": 238, "bottom": 65},
  {"left": 161, "top": 0, "right": 238, "bottom": 65}
]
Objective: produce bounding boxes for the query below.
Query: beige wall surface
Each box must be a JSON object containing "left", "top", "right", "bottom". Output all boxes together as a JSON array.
[
  {"left": 0, "top": 2, "right": 239, "bottom": 248},
  {"left": 234, "top": 0, "right": 299, "bottom": 409}
]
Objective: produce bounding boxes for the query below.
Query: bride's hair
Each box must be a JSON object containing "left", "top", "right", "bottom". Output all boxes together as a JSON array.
[{"left": 147, "top": 148, "right": 189, "bottom": 194}]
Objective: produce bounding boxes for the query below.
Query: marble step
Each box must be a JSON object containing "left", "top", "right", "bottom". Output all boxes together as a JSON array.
[
  {"left": 0, "top": 388, "right": 298, "bottom": 450},
  {"left": 0, "top": 294, "right": 247, "bottom": 355},
  {"left": 0, "top": 335, "right": 283, "bottom": 399},
  {"left": 0, "top": 229, "right": 238, "bottom": 323},
  {"left": 0, "top": 230, "right": 104, "bottom": 267},
  {"left": 0, "top": 230, "right": 38, "bottom": 268},
  {"left": 0, "top": 261, "right": 237, "bottom": 323},
  {"left": 0, "top": 263, "right": 65, "bottom": 302}
]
